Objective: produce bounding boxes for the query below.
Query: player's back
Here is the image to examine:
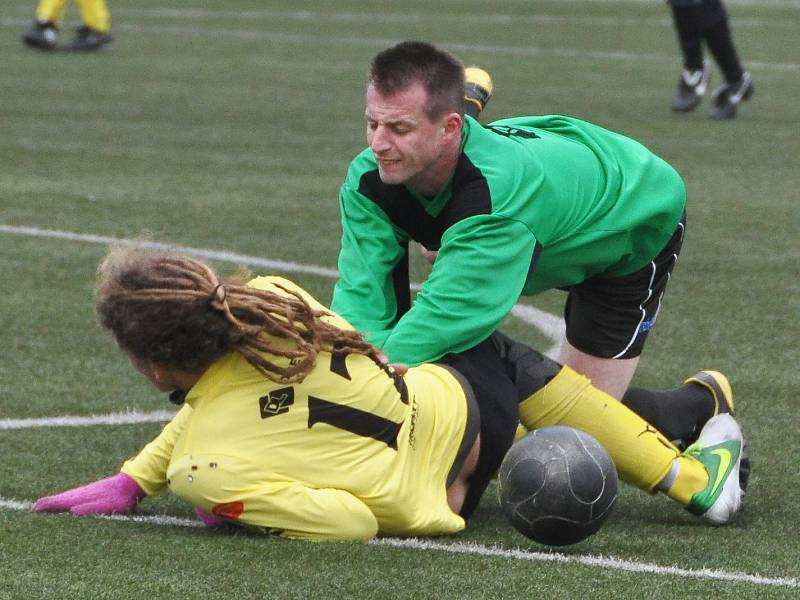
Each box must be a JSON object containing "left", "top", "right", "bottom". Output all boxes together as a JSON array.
[
  {"left": 167, "top": 278, "right": 469, "bottom": 538},
  {"left": 465, "top": 115, "right": 686, "bottom": 286}
]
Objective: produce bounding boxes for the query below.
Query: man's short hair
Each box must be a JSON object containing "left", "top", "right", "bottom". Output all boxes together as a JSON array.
[{"left": 368, "top": 41, "right": 465, "bottom": 120}]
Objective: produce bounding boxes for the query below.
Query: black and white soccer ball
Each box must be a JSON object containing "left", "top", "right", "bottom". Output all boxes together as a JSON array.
[{"left": 497, "top": 425, "right": 618, "bottom": 546}]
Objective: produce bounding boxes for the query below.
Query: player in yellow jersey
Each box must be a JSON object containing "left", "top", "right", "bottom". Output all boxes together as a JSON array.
[
  {"left": 32, "top": 248, "right": 744, "bottom": 540},
  {"left": 22, "top": 0, "right": 112, "bottom": 51}
]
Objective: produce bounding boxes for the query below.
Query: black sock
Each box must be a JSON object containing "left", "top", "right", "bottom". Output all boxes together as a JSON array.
[{"left": 622, "top": 382, "right": 715, "bottom": 443}]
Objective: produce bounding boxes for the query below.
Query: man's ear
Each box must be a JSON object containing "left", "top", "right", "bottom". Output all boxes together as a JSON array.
[{"left": 443, "top": 112, "right": 464, "bottom": 138}]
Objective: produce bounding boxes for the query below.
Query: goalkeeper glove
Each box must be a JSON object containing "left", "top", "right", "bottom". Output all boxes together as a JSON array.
[{"left": 32, "top": 472, "right": 146, "bottom": 516}]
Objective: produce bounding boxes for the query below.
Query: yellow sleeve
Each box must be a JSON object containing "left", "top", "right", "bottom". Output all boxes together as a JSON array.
[
  {"left": 167, "top": 453, "right": 378, "bottom": 542},
  {"left": 120, "top": 404, "right": 192, "bottom": 496}
]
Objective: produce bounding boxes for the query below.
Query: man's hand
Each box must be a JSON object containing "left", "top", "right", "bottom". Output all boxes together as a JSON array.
[
  {"left": 389, "top": 363, "right": 409, "bottom": 376},
  {"left": 420, "top": 246, "right": 438, "bottom": 264},
  {"left": 32, "top": 472, "right": 146, "bottom": 516}
]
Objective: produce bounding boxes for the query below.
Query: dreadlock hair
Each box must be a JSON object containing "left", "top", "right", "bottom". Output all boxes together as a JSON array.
[
  {"left": 369, "top": 40, "right": 465, "bottom": 120},
  {"left": 95, "top": 247, "right": 384, "bottom": 383}
]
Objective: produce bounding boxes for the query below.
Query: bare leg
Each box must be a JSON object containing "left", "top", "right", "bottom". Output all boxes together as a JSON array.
[
  {"left": 446, "top": 436, "right": 481, "bottom": 514},
  {"left": 558, "top": 339, "right": 639, "bottom": 400}
]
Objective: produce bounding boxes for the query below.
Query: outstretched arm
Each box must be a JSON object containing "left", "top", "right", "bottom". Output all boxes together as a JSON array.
[
  {"left": 32, "top": 403, "right": 193, "bottom": 516},
  {"left": 32, "top": 472, "right": 145, "bottom": 515}
]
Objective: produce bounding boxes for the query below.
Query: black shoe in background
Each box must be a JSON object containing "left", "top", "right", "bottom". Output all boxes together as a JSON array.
[
  {"left": 63, "top": 25, "right": 113, "bottom": 52},
  {"left": 22, "top": 21, "right": 58, "bottom": 51},
  {"left": 710, "top": 71, "right": 754, "bottom": 119},
  {"left": 671, "top": 64, "right": 710, "bottom": 113}
]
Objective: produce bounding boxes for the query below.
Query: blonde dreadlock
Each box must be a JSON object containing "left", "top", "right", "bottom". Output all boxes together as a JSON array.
[{"left": 95, "top": 247, "right": 384, "bottom": 383}]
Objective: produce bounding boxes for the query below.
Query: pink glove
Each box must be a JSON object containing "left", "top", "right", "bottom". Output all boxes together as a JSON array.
[{"left": 32, "top": 472, "right": 146, "bottom": 516}]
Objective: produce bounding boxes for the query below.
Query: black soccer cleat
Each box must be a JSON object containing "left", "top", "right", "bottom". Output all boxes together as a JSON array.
[
  {"left": 63, "top": 25, "right": 113, "bottom": 52},
  {"left": 670, "top": 63, "right": 710, "bottom": 113},
  {"left": 22, "top": 20, "right": 58, "bottom": 51},
  {"left": 464, "top": 67, "right": 493, "bottom": 120},
  {"left": 710, "top": 71, "right": 754, "bottom": 119}
]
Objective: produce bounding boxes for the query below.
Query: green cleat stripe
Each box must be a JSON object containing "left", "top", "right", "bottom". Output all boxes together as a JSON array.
[{"left": 687, "top": 440, "right": 742, "bottom": 516}]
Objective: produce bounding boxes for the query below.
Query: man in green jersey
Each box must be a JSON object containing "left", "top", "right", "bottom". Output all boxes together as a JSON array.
[{"left": 330, "top": 41, "right": 744, "bottom": 460}]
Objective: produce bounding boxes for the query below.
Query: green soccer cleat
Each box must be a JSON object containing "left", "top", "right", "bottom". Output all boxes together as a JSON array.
[
  {"left": 464, "top": 67, "right": 493, "bottom": 119},
  {"left": 685, "top": 370, "right": 750, "bottom": 490},
  {"left": 685, "top": 414, "right": 744, "bottom": 525}
]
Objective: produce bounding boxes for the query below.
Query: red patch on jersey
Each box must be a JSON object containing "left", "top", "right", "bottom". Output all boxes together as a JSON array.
[{"left": 212, "top": 501, "right": 244, "bottom": 520}]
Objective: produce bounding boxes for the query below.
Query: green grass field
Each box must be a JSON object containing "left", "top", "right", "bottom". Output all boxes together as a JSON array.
[{"left": 2, "top": 1, "right": 799, "bottom": 598}]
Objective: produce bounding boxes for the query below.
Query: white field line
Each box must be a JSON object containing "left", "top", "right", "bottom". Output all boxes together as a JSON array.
[
  {"left": 375, "top": 538, "right": 800, "bottom": 588},
  {"left": 0, "top": 497, "right": 796, "bottom": 589},
  {"left": 1, "top": 15, "right": 798, "bottom": 73},
  {"left": 0, "top": 224, "right": 340, "bottom": 279},
  {"left": 0, "top": 224, "right": 566, "bottom": 356},
  {"left": 9, "top": 1, "right": 800, "bottom": 23},
  {"left": 79, "top": 7, "right": 800, "bottom": 29},
  {"left": 110, "top": 26, "right": 800, "bottom": 73},
  {"left": 0, "top": 410, "right": 175, "bottom": 431}
]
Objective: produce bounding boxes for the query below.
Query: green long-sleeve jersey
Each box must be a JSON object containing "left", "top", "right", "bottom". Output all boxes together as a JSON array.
[{"left": 331, "top": 114, "right": 685, "bottom": 365}]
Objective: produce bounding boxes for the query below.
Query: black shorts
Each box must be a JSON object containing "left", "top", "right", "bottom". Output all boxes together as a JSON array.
[
  {"left": 437, "top": 333, "right": 521, "bottom": 519},
  {"left": 563, "top": 214, "right": 686, "bottom": 359},
  {"left": 436, "top": 364, "right": 481, "bottom": 489}
]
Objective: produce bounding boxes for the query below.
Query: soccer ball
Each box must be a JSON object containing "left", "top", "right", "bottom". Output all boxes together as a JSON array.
[{"left": 497, "top": 425, "right": 618, "bottom": 546}]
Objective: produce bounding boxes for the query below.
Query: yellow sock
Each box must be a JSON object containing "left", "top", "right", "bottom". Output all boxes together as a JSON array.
[
  {"left": 75, "top": 0, "right": 110, "bottom": 32},
  {"left": 36, "top": 0, "right": 69, "bottom": 25},
  {"left": 519, "top": 365, "right": 702, "bottom": 496},
  {"left": 659, "top": 456, "right": 710, "bottom": 505}
]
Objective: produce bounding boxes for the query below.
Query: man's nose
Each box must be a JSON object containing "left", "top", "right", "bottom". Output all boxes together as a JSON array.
[{"left": 370, "top": 125, "right": 392, "bottom": 152}]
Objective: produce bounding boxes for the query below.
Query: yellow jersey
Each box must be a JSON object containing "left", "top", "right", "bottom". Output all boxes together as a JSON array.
[{"left": 121, "top": 276, "right": 469, "bottom": 541}]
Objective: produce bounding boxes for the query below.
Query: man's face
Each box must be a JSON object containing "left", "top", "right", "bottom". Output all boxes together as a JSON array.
[{"left": 365, "top": 82, "right": 458, "bottom": 193}]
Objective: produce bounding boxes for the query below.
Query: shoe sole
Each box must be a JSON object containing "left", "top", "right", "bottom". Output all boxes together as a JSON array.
[
  {"left": 22, "top": 37, "right": 56, "bottom": 51},
  {"left": 464, "top": 66, "right": 493, "bottom": 114},
  {"left": 61, "top": 41, "right": 113, "bottom": 52}
]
